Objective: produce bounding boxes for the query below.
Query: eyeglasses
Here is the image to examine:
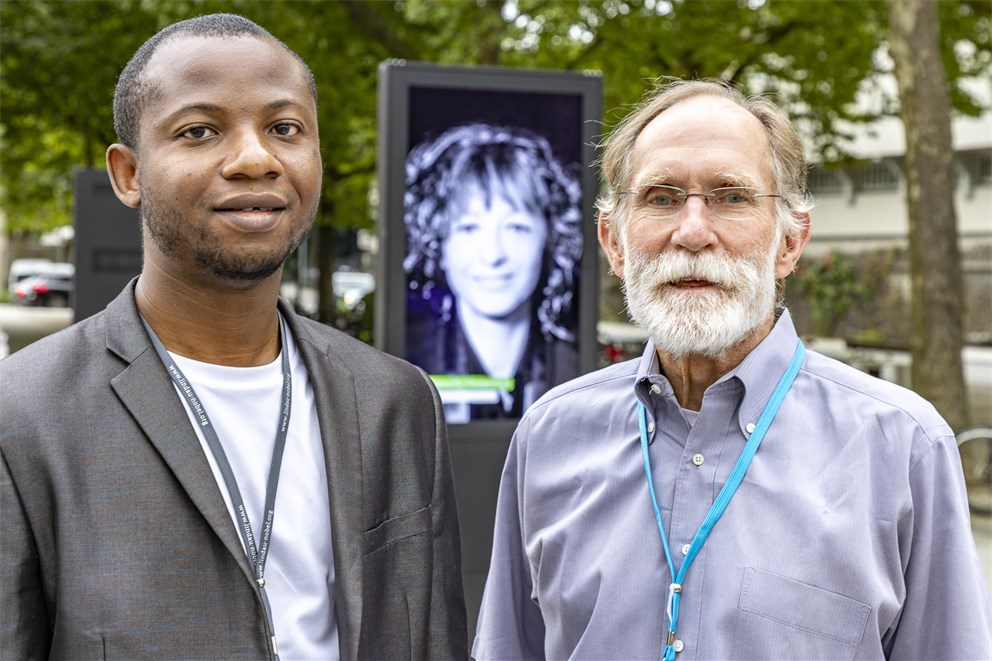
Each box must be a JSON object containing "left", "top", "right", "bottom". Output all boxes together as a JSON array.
[{"left": 619, "top": 185, "right": 786, "bottom": 222}]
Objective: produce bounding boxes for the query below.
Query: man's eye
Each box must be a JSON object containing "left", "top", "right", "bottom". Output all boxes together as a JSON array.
[
  {"left": 182, "top": 126, "right": 216, "bottom": 140},
  {"left": 272, "top": 123, "right": 300, "bottom": 137},
  {"left": 717, "top": 189, "right": 753, "bottom": 205},
  {"left": 645, "top": 188, "right": 679, "bottom": 207}
]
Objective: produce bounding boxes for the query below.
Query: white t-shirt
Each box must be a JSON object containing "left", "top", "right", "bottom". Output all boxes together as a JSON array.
[{"left": 171, "top": 326, "right": 339, "bottom": 660}]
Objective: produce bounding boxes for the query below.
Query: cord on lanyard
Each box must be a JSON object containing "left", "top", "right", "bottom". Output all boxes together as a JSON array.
[
  {"left": 141, "top": 314, "right": 291, "bottom": 660},
  {"left": 639, "top": 339, "right": 805, "bottom": 660}
]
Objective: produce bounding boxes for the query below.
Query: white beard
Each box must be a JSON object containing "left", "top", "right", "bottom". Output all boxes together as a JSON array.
[{"left": 621, "top": 239, "right": 779, "bottom": 359}]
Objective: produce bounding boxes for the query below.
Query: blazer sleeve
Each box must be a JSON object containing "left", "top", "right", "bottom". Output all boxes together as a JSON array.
[
  {"left": 421, "top": 368, "right": 470, "bottom": 658},
  {"left": 0, "top": 447, "right": 51, "bottom": 660}
]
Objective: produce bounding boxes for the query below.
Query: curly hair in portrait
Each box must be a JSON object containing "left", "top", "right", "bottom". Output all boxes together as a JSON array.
[{"left": 403, "top": 123, "right": 583, "bottom": 342}]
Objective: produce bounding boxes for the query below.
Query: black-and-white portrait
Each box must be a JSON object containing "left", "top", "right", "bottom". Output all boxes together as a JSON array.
[{"left": 404, "top": 121, "right": 583, "bottom": 422}]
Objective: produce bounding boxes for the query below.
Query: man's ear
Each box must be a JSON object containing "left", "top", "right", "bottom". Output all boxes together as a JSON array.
[
  {"left": 775, "top": 211, "right": 811, "bottom": 279},
  {"left": 598, "top": 212, "right": 626, "bottom": 280},
  {"left": 106, "top": 144, "right": 141, "bottom": 208}
]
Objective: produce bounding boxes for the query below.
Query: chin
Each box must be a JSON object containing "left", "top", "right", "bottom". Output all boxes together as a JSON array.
[
  {"left": 194, "top": 243, "right": 296, "bottom": 284},
  {"left": 628, "top": 282, "right": 775, "bottom": 360},
  {"left": 198, "top": 256, "right": 286, "bottom": 284}
]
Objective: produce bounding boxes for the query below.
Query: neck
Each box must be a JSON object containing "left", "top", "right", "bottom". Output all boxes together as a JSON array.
[
  {"left": 657, "top": 314, "right": 775, "bottom": 411},
  {"left": 136, "top": 261, "right": 284, "bottom": 367},
  {"left": 457, "top": 299, "right": 531, "bottom": 378}
]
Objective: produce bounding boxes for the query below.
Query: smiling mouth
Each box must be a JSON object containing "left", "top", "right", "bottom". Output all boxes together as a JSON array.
[{"left": 475, "top": 274, "right": 513, "bottom": 283}]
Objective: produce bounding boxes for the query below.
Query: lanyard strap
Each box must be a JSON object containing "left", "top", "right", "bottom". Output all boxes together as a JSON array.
[
  {"left": 639, "top": 339, "right": 805, "bottom": 661},
  {"left": 142, "top": 315, "right": 292, "bottom": 585}
]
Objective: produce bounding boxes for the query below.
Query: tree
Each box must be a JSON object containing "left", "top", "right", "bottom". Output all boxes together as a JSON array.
[
  {"left": 887, "top": 0, "right": 970, "bottom": 431},
  {"left": 2, "top": 0, "right": 988, "bottom": 349},
  {"left": 0, "top": 1, "right": 162, "bottom": 232}
]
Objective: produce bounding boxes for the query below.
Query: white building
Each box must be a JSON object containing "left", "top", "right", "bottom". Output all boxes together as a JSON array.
[{"left": 805, "top": 78, "right": 992, "bottom": 256}]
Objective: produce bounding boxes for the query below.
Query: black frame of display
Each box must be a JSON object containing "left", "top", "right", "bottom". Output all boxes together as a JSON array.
[{"left": 375, "top": 60, "right": 602, "bottom": 438}]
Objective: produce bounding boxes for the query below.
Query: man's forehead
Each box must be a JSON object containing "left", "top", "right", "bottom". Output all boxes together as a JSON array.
[
  {"left": 630, "top": 95, "right": 771, "bottom": 182},
  {"left": 141, "top": 33, "right": 300, "bottom": 91}
]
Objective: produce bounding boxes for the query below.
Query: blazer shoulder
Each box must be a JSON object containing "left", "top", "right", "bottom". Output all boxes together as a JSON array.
[
  {"left": 1, "top": 309, "right": 112, "bottom": 379},
  {"left": 291, "top": 313, "right": 427, "bottom": 382}
]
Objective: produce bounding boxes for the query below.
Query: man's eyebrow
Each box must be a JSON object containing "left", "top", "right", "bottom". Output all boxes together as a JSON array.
[
  {"left": 630, "top": 170, "right": 675, "bottom": 190},
  {"left": 713, "top": 170, "right": 760, "bottom": 188},
  {"left": 159, "top": 102, "right": 224, "bottom": 125},
  {"left": 160, "top": 99, "right": 310, "bottom": 124},
  {"left": 628, "top": 170, "right": 761, "bottom": 190},
  {"left": 266, "top": 98, "right": 309, "bottom": 112}
]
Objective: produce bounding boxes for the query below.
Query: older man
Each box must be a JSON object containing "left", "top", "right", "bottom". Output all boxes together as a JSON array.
[{"left": 472, "top": 79, "right": 990, "bottom": 660}]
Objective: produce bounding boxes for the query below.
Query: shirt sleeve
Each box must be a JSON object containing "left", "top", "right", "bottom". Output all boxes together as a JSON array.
[
  {"left": 885, "top": 430, "right": 992, "bottom": 659},
  {"left": 473, "top": 418, "right": 547, "bottom": 660}
]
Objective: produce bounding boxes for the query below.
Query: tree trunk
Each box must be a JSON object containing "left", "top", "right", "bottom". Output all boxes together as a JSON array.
[{"left": 887, "top": 0, "right": 970, "bottom": 431}]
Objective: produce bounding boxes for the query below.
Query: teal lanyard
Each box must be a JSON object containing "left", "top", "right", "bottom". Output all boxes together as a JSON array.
[{"left": 638, "top": 339, "right": 805, "bottom": 661}]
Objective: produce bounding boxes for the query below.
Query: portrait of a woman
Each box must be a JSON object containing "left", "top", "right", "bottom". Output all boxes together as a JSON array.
[{"left": 404, "top": 123, "right": 583, "bottom": 421}]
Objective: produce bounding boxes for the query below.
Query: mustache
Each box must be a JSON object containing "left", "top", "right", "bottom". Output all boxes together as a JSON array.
[{"left": 624, "top": 250, "right": 755, "bottom": 290}]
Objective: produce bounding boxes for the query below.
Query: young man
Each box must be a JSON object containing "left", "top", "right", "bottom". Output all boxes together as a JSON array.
[
  {"left": 473, "top": 79, "right": 990, "bottom": 660},
  {"left": 0, "top": 14, "right": 467, "bottom": 659}
]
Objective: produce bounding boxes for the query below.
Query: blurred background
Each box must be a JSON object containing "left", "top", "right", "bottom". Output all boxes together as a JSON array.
[{"left": 2, "top": 0, "right": 989, "bottom": 593}]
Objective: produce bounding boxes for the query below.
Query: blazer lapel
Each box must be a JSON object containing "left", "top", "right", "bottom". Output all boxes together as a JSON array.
[
  {"left": 281, "top": 302, "right": 364, "bottom": 660},
  {"left": 104, "top": 282, "right": 256, "bottom": 585}
]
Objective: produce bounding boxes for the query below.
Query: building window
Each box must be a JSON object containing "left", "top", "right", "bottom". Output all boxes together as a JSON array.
[
  {"left": 808, "top": 167, "right": 845, "bottom": 195},
  {"left": 978, "top": 156, "right": 992, "bottom": 185},
  {"left": 857, "top": 163, "right": 900, "bottom": 192}
]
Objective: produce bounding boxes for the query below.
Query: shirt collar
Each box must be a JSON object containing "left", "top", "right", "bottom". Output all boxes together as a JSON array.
[
  {"left": 731, "top": 309, "right": 803, "bottom": 437},
  {"left": 632, "top": 309, "right": 803, "bottom": 442}
]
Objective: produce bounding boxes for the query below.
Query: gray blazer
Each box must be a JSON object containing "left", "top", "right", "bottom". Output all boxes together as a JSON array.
[{"left": 0, "top": 281, "right": 468, "bottom": 659}]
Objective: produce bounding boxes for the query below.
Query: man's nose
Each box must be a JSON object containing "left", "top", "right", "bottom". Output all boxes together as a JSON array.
[
  {"left": 221, "top": 130, "right": 283, "bottom": 179},
  {"left": 671, "top": 196, "right": 718, "bottom": 252}
]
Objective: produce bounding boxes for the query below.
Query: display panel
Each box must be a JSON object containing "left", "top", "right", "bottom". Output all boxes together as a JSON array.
[{"left": 377, "top": 62, "right": 601, "bottom": 425}]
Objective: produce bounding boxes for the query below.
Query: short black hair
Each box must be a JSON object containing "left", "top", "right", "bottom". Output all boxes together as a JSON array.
[{"left": 113, "top": 13, "right": 317, "bottom": 150}]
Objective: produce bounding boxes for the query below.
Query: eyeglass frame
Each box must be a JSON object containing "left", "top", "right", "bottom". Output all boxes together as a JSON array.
[{"left": 618, "top": 184, "right": 789, "bottom": 222}]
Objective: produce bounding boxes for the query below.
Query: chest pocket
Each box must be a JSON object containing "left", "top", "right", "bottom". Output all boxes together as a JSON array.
[{"left": 731, "top": 567, "right": 871, "bottom": 661}]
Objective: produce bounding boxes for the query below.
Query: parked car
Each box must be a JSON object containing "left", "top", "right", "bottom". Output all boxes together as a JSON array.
[
  {"left": 13, "top": 272, "right": 73, "bottom": 307},
  {"left": 7, "top": 258, "right": 58, "bottom": 293}
]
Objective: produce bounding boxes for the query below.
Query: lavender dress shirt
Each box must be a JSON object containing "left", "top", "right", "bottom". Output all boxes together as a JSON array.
[{"left": 473, "top": 309, "right": 991, "bottom": 660}]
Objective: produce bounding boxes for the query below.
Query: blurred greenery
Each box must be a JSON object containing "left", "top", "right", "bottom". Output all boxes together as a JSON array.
[{"left": 2, "top": 0, "right": 989, "bottom": 235}]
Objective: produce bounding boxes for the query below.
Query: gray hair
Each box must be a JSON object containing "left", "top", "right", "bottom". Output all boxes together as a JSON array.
[{"left": 596, "top": 78, "right": 813, "bottom": 240}]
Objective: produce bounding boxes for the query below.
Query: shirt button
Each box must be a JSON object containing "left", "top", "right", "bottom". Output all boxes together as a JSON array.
[
  {"left": 746, "top": 422, "right": 756, "bottom": 434},
  {"left": 651, "top": 384, "right": 662, "bottom": 395},
  {"left": 647, "top": 422, "right": 656, "bottom": 433},
  {"left": 681, "top": 543, "right": 690, "bottom": 556},
  {"left": 691, "top": 453, "right": 704, "bottom": 466},
  {"left": 673, "top": 640, "right": 685, "bottom": 653}
]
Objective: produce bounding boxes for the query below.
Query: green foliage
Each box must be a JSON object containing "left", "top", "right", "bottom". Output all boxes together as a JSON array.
[
  {"left": 796, "top": 250, "right": 890, "bottom": 338},
  {"left": 1, "top": 0, "right": 161, "bottom": 231},
  {"left": 2, "top": 0, "right": 989, "bottom": 238}
]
